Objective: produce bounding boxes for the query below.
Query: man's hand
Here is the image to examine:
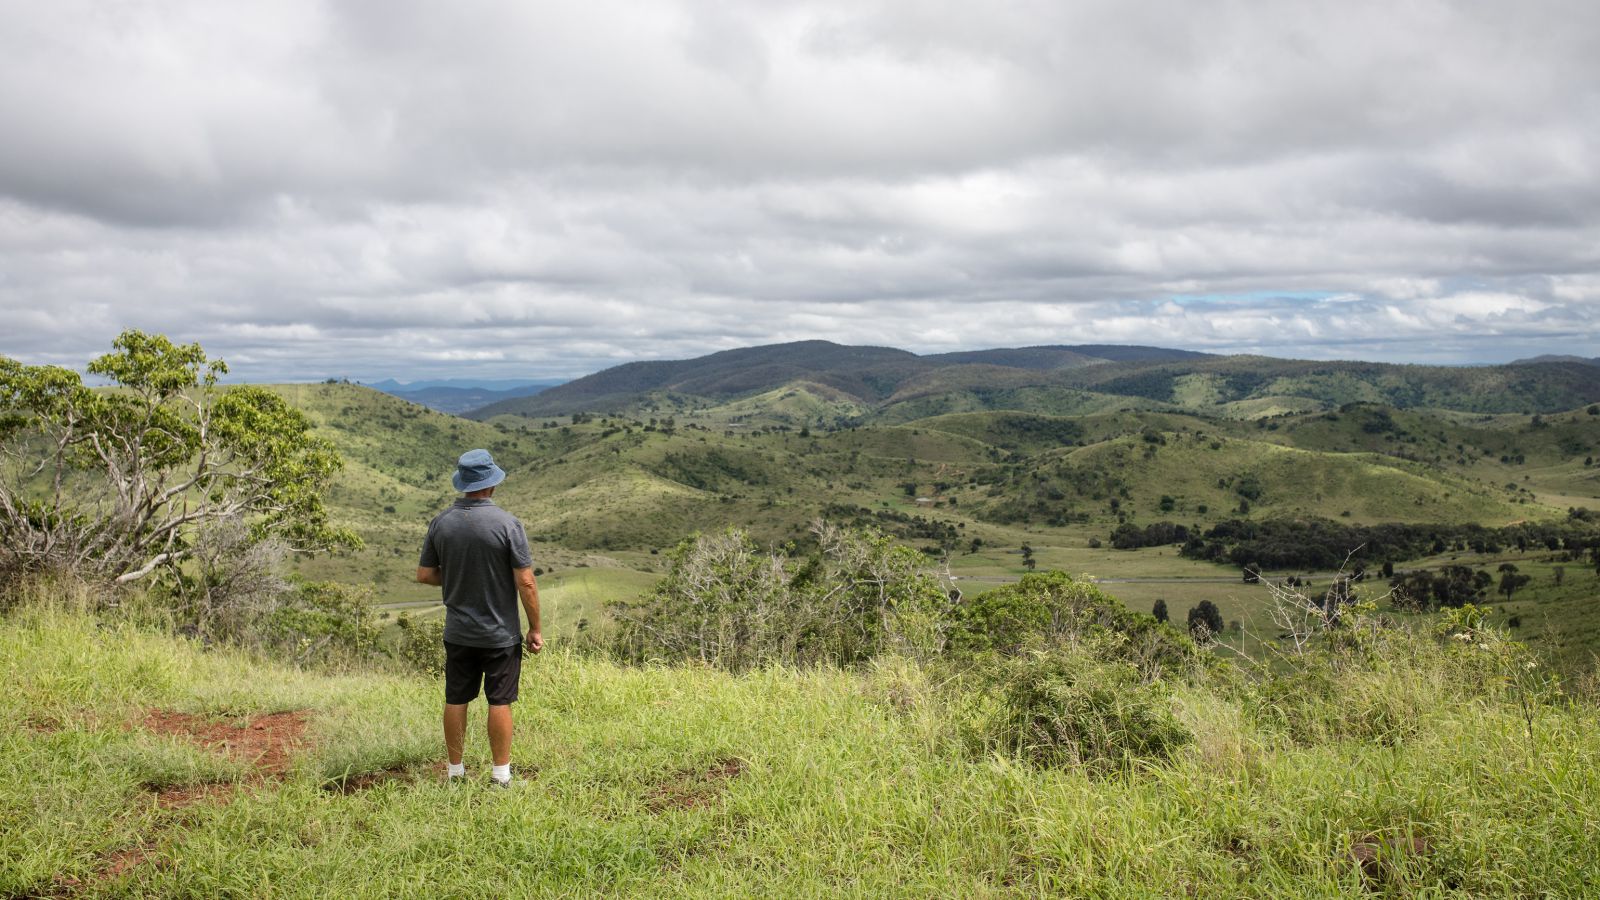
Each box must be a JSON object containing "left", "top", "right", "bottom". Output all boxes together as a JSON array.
[{"left": 514, "top": 566, "right": 541, "bottom": 653}]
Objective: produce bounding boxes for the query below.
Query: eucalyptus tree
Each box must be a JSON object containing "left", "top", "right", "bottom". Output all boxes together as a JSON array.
[{"left": 0, "top": 330, "right": 356, "bottom": 584}]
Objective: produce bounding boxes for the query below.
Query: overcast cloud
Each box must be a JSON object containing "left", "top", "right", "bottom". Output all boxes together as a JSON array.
[{"left": 2, "top": 0, "right": 1598, "bottom": 381}]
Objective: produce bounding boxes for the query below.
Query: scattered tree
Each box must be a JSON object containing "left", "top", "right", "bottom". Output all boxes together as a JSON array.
[
  {"left": 0, "top": 331, "right": 356, "bottom": 584},
  {"left": 1497, "top": 563, "right": 1531, "bottom": 602},
  {"left": 1187, "top": 600, "right": 1224, "bottom": 642}
]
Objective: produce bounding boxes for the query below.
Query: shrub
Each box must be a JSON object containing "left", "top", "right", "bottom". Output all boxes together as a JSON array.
[
  {"left": 393, "top": 612, "right": 447, "bottom": 676},
  {"left": 609, "top": 521, "right": 950, "bottom": 671},
  {"left": 988, "top": 647, "right": 1191, "bottom": 771},
  {"left": 1244, "top": 655, "right": 1421, "bottom": 746},
  {"left": 262, "top": 580, "right": 385, "bottom": 668},
  {"left": 1242, "top": 601, "right": 1548, "bottom": 746},
  {"left": 948, "top": 571, "right": 1197, "bottom": 680}
]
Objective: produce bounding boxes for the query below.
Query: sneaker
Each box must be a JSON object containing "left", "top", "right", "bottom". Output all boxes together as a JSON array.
[{"left": 489, "top": 777, "right": 518, "bottom": 789}]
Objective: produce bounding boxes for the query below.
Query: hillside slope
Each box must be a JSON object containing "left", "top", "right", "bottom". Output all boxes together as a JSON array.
[{"left": 1065, "top": 357, "right": 1600, "bottom": 414}]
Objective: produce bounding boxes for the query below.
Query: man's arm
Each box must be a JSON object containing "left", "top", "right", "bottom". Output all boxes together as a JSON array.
[
  {"left": 514, "top": 566, "right": 543, "bottom": 653},
  {"left": 416, "top": 566, "right": 443, "bottom": 587}
]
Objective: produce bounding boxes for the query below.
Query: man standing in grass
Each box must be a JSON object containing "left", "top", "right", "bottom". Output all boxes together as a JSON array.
[{"left": 416, "top": 449, "right": 543, "bottom": 786}]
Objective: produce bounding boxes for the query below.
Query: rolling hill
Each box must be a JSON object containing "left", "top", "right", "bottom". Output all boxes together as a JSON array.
[
  {"left": 241, "top": 378, "right": 1598, "bottom": 668},
  {"left": 278, "top": 384, "right": 1592, "bottom": 593},
  {"left": 468, "top": 342, "right": 1600, "bottom": 422},
  {"left": 468, "top": 342, "right": 1213, "bottom": 419}
]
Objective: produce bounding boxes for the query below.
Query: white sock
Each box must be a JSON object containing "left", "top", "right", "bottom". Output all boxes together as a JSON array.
[
  {"left": 491, "top": 763, "right": 511, "bottom": 783},
  {"left": 447, "top": 762, "right": 465, "bottom": 778}
]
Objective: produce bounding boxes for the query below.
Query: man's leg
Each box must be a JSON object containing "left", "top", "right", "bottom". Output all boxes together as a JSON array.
[
  {"left": 444, "top": 702, "right": 469, "bottom": 766},
  {"left": 483, "top": 644, "right": 522, "bottom": 785},
  {"left": 487, "top": 704, "right": 513, "bottom": 767},
  {"left": 442, "top": 641, "right": 481, "bottom": 778}
]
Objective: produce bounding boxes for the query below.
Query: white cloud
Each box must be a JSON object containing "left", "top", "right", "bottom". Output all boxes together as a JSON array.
[{"left": 1, "top": 0, "right": 1598, "bottom": 378}]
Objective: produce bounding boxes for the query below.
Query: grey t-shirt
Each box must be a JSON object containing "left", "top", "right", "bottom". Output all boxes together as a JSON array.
[{"left": 418, "top": 498, "right": 534, "bottom": 648}]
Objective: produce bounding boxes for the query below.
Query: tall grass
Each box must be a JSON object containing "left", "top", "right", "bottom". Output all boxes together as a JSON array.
[{"left": 4, "top": 585, "right": 1599, "bottom": 897}]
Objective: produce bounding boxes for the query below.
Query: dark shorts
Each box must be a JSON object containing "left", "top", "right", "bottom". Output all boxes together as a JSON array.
[{"left": 444, "top": 641, "right": 522, "bottom": 705}]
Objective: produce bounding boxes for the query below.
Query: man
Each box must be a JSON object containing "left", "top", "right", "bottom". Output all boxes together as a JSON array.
[{"left": 416, "top": 449, "right": 543, "bottom": 787}]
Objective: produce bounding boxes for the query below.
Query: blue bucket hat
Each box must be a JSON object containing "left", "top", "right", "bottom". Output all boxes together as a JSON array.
[{"left": 452, "top": 449, "right": 506, "bottom": 492}]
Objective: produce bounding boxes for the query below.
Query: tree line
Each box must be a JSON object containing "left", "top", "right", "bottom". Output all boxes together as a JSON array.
[{"left": 1105, "top": 516, "right": 1600, "bottom": 572}]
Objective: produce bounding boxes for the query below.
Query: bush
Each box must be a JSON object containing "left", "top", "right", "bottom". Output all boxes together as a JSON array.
[
  {"left": 948, "top": 571, "right": 1197, "bottom": 680},
  {"left": 1244, "top": 656, "right": 1421, "bottom": 746},
  {"left": 262, "top": 580, "right": 385, "bottom": 668},
  {"left": 1241, "top": 602, "right": 1548, "bottom": 746},
  {"left": 393, "top": 612, "right": 447, "bottom": 676},
  {"left": 987, "top": 647, "right": 1191, "bottom": 771},
  {"left": 609, "top": 521, "right": 950, "bottom": 671}
]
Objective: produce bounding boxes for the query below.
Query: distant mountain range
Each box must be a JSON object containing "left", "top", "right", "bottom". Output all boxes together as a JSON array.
[
  {"left": 369, "top": 377, "right": 566, "bottom": 392},
  {"left": 464, "top": 340, "right": 1600, "bottom": 421},
  {"left": 466, "top": 342, "right": 1200, "bottom": 418},
  {"left": 368, "top": 378, "right": 567, "bottom": 414},
  {"left": 1512, "top": 355, "right": 1600, "bottom": 367}
]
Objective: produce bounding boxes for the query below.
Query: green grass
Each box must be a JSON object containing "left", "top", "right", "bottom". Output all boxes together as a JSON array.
[
  {"left": 6, "top": 587, "right": 1600, "bottom": 896},
  {"left": 535, "top": 567, "right": 661, "bottom": 637},
  {"left": 1448, "top": 555, "right": 1600, "bottom": 674}
]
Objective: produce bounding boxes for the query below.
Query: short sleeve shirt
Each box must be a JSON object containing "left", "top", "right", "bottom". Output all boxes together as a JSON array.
[{"left": 419, "top": 498, "right": 534, "bottom": 648}]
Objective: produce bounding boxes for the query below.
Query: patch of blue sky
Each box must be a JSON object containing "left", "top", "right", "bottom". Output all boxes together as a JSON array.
[{"left": 1162, "top": 291, "right": 1340, "bottom": 306}]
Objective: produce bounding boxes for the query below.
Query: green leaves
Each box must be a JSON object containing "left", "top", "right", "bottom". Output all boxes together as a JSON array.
[
  {"left": 1, "top": 330, "right": 357, "bottom": 582},
  {"left": 85, "top": 330, "right": 223, "bottom": 397},
  {"left": 210, "top": 386, "right": 358, "bottom": 552}
]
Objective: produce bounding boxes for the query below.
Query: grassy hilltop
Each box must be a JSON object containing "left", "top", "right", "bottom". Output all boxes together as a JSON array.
[{"left": 6, "top": 581, "right": 1600, "bottom": 896}]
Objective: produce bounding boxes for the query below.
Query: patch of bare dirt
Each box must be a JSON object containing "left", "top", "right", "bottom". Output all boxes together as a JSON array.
[
  {"left": 44, "top": 843, "right": 161, "bottom": 898},
  {"left": 21, "top": 712, "right": 65, "bottom": 734},
  {"left": 139, "top": 708, "right": 309, "bottom": 776},
  {"left": 44, "top": 709, "right": 316, "bottom": 893},
  {"left": 99, "top": 846, "right": 155, "bottom": 880},
  {"left": 644, "top": 756, "right": 746, "bottom": 812}
]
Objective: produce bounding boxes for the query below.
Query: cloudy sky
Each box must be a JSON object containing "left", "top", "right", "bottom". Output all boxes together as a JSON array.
[{"left": 3, "top": 0, "right": 1598, "bottom": 382}]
